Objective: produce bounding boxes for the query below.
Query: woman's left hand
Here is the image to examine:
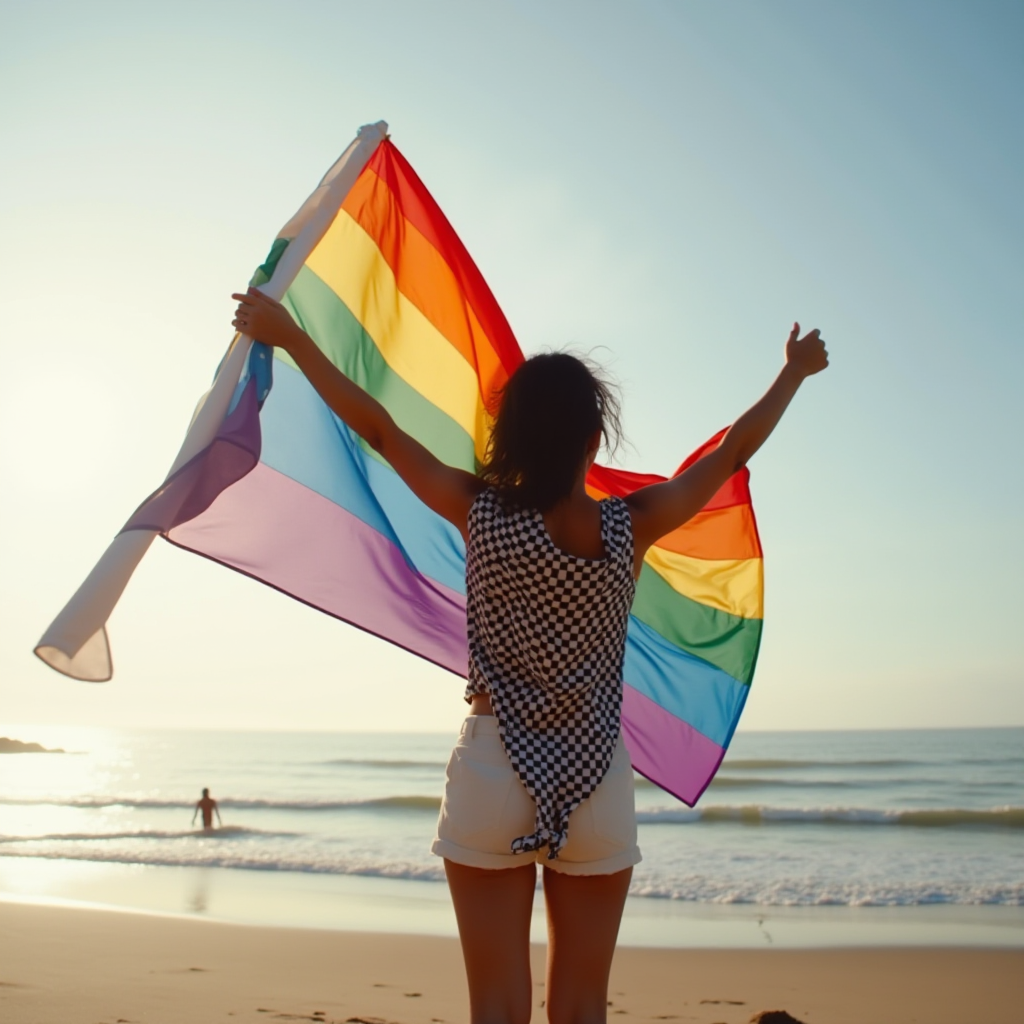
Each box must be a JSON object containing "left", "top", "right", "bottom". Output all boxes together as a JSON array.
[
  {"left": 784, "top": 322, "right": 829, "bottom": 379},
  {"left": 231, "top": 288, "right": 298, "bottom": 352}
]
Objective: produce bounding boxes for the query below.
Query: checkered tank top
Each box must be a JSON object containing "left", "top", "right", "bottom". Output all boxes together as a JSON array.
[{"left": 464, "top": 487, "right": 636, "bottom": 858}]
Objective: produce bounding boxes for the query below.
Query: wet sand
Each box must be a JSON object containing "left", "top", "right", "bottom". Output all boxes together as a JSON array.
[{"left": 0, "top": 901, "right": 1020, "bottom": 1024}]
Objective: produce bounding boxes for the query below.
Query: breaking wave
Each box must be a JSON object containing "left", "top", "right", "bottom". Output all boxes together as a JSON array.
[
  {"left": 0, "top": 795, "right": 442, "bottom": 813},
  {"left": 0, "top": 826, "right": 291, "bottom": 844},
  {"left": 637, "top": 805, "right": 1024, "bottom": 829},
  {"left": 1, "top": 845, "right": 1019, "bottom": 907}
]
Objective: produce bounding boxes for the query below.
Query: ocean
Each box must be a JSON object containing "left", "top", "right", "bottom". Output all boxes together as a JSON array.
[{"left": 2, "top": 725, "right": 1022, "bottom": 948}]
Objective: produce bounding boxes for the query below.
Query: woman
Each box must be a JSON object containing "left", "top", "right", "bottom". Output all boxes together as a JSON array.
[{"left": 231, "top": 288, "right": 828, "bottom": 1024}]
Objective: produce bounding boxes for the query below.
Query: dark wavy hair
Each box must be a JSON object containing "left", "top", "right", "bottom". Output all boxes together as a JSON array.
[{"left": 480, "top": 352, "right": 622, "bottom": 512}]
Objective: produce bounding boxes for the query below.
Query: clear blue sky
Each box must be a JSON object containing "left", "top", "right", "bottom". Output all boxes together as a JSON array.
[{"left": 2, "top": 0, "right": 1021, "bottom": 732}]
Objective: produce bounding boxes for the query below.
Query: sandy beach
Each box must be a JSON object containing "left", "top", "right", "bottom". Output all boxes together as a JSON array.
[{"left": 1, "top": 901, "right": 1020, "bottom": 1024}]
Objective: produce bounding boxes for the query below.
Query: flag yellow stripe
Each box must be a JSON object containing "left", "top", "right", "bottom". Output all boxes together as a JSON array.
[
  {"left": 643, "top": 547, "right": 763, "bottom": 619},
  {"left": 306, "top": 210, "right": 491, "bottom": 456}
]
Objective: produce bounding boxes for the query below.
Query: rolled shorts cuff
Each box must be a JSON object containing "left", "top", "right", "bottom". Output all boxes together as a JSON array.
[{"left": 431, "top": 836, "right": 641, "bottom": 875}]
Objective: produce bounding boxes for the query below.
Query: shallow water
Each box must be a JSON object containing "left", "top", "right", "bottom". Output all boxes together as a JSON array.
[{"left": 1, "top": 725, "right": 1022, "bottom": 945}]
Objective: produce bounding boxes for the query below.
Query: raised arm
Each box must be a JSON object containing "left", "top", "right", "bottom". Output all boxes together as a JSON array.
[
  {"left": 627, "top": 323, "right": 828, "bottom": 569},
  {"left": 232, "top": 289, "right": 482, "bottom": 538}
]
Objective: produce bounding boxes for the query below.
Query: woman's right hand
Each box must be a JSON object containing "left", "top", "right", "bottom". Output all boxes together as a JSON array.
[
  {"left": 784, "top": 322, "right": 830, "bottom": 379},
  {"left": 231, "top": 288, "right": 302, "bottom": 353}
]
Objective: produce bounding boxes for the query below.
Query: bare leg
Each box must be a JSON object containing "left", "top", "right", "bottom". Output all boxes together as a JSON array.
[
  {"left": 543, "top": 866, "right": 632, "bottom": 1024},
  {"left": 444, "top": 859, "right": 537, "bottom": 1024}
]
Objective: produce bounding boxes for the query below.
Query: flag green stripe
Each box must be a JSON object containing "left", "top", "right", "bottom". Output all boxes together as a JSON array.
[
  {"left": 632, "top": 563, "right": 762, "bottom": 684},
  {"left": 278, "top": 265, "right": 477, "bottom": 473}
]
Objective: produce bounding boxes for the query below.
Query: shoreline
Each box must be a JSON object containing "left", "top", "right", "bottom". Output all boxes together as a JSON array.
[
  {"left": 3, "top": 857, "right": 1023, "bottom": 950},
  {"left": 2, "top": 901, "right": 1022, "bottom": 1024}
]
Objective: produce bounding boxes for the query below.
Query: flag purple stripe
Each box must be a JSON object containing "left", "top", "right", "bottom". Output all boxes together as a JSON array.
[
  {"left": 168, "top": 461, "right": 468, "bottom": 675},
  {"left": 122, "top": 378, "right": 262, "bottom": 535},
  {"left": 621, "top": 682, "right": 726, "bottom": 806}
]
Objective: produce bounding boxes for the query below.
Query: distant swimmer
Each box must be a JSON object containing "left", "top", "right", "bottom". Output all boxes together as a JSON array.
[{"left": 191, "top": 787, "right": 222, "bottom": 831}]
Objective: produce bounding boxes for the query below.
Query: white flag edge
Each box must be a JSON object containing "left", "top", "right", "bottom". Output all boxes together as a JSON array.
[{"left": 34, "top": 121, "right": 390, "bottom": 682}]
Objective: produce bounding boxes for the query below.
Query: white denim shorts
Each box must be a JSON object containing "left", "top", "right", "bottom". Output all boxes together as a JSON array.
[{"left": 431, "top": 715, "right": 642, "bottom": 876}]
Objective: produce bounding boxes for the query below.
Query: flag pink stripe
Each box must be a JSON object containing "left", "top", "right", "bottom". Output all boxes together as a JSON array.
[
  {"left": 168, "top": 462, "right": 468, "bottom": 675},
  {"left": 621, "top": 683, "right": 726, "bottom": 806}
]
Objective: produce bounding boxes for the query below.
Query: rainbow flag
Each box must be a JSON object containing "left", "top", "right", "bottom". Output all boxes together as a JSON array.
[{"left": 38, "top": 124, "right": 762, "bottom": 805}]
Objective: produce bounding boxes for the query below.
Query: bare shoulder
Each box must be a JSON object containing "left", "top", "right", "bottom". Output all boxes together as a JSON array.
[{"left": 623, "top": 479, "right": 677, "bottom": 549}]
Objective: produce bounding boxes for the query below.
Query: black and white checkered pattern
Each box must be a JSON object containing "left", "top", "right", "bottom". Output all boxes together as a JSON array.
[{"left": 464, "top": 487, "right": 635, "bottom": 859}]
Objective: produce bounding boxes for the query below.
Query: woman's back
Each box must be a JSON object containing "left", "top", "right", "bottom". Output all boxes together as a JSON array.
[{"left": 465, "top": 487, "right": 635, "bottom": 855}]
